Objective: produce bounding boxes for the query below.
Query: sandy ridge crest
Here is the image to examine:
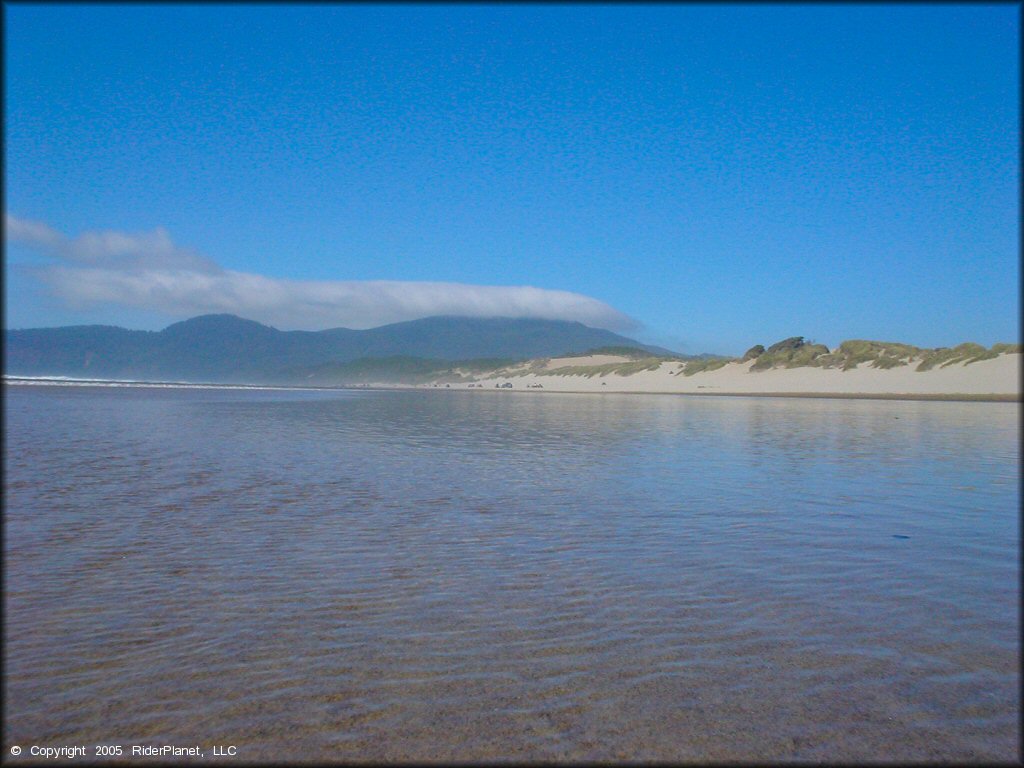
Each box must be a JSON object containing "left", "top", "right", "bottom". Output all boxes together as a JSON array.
[{"left": 421, "top": 353, "right": 1021, "bottom": 398}]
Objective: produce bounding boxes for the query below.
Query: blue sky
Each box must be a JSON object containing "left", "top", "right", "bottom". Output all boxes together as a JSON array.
[{"left": 4, "top": 4, "right": 1019, "bottom": 355}]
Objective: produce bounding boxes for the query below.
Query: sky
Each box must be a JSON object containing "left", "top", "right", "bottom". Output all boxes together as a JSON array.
[{"left": 4, "top": 4, "right": 1019, "bottom": 355}]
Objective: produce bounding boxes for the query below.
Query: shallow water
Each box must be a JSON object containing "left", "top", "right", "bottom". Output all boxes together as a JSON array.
[{"left": 4, "top": 385, "right": 1019, "bottom": 762}]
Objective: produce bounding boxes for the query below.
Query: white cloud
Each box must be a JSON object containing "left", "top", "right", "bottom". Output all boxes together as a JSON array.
[
  {"left": 5, "top": 212, "right": 221, "bottom": 273},
  {"left": 5, "top": 214, "right": 635, "bottom": 331}
]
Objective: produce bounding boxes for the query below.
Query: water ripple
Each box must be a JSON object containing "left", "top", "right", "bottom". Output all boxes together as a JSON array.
[{"left": 4, "top": 387, "right": 1019, "bottom": 762}]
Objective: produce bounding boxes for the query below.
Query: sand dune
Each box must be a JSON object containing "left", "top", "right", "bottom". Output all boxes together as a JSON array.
[
  {"left": 543, "top": 354, "right": 635, "bottom": 368},
  {"left": 424, "top": 353, "right": 1021, "bottom": 399}
]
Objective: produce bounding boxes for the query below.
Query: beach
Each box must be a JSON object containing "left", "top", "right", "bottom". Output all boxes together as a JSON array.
[{"left": 416, "top": 352, "right": 1021, "bottom": 400}]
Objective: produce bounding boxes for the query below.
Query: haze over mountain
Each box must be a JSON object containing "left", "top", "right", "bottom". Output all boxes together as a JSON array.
[{"left": 5, "top": 314, "right": 679, "bottom": 383}]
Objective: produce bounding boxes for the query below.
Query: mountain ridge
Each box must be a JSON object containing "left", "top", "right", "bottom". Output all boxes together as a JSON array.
[{"left": 5, "top": 314, "right": 680, "bottom": 383}]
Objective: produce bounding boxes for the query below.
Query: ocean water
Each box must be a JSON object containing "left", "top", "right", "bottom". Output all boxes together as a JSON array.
[{"left": 3, "top": 384, "right": 1019, "bottom": 762}]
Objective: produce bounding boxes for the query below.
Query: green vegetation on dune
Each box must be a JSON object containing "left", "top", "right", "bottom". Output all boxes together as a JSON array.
[
  {"left": 448, "top": 357, "right": 521, "bottom": 372},
  {"left": 522, "top": 358, "right": 667, "bottom": 378},
  {"left": 678, "top": 357, "right": 732, "bottom": 376},
  {"left": 286, "top": 337, "right": 1019, "bottom": 385},
  {"left": 915, "top": 343, "right": 1002, "bottom": 371},
  {"left": 813, "top": 340, "right": 921, "bottom": 371},
  {"left": 211, "top": 333, "right": 1024, "bottom": 387},
  {"left": 567, "top": 345, "right": 663, "bottom": 360},
  {"left": 991, "top": 343, "right": 1023, "bottom": 355},
  {"left": 737, "top": 337, "right": 1020, "bottom": 373},
  {"left": 749, "top": 337, "right": 831, "bottom": 370},
  {"left": 472, "top": 336, "right": 1020, "bottom": 384}
]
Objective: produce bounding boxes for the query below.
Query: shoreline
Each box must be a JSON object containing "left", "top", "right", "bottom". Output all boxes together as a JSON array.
[
  {"left": 6, "top": 352, "right": 1020, "bottom": 403},
  {"left": 1, "top": 376, "right": 341, "bottom": 393},
  {"left": 6, "top": 380, "right": 1019, "bottom": 403},
  {"left": 404, "top": 386, "right": 1020, "bottom": 403}
]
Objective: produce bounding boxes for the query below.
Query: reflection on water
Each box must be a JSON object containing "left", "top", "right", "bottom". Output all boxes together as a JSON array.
[{"left": 4, "top": 386, "right": 1019, "bottom": 762}]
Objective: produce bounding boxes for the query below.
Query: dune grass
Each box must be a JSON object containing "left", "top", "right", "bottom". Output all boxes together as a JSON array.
[
  {"left": 741, "top": 338, "right": 1019, "bottom": 373},
  {"left": 678, "top": 358, "right": 733, "bottom": 376},
  {"left": 749, "top": 338, "right": 830, "bottom": 370},
  {"left": 567, "top": 345, "right": 661, "bottom": 360},
  {"left": 991, "top": 343, "right": 1023, "bottom": 355},
  {"left": 812, "top": 340, "right": 920, "bottom": 371},
  {"left": 436, "top": 339, "right": 1021, "bottom": 384},
  {"left": 535, "top": 359, "right": 667, "bottom": 378},
  {"left": 915, "top": 343, "right": 1001, "bottom": 371}
]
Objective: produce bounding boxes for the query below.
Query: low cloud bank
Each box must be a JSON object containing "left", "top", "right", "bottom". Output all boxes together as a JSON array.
[{"left": 5, "top": 214, "right": 634, "bottom": 331}]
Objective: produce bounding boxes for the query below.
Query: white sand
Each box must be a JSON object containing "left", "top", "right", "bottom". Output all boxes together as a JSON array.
[
  {"left": 430, "top": 353, "right": 1021, "bottom": 398},
  {"left": 543, "top": 354, "right": 634, "bottom": 369}
]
